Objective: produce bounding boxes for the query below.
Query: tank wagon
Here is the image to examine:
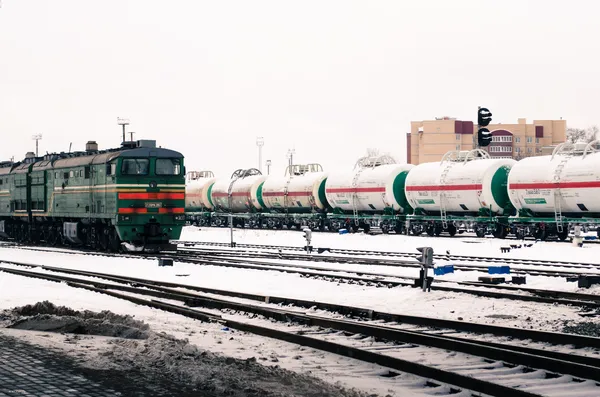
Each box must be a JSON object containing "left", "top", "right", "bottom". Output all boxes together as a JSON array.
[
  {"left": 185, "top": 143, "right": 600, "bottom": 240},
  {"left": 0, "top": 140, "right": 186, "bottom": 252},
  {"left": 185, "top": 170, "right": 216, "bottom": 226},
  {"left": 507, "top": 141, "right": 600, "bottom": 240},
  {"left": 405, "top": 149, "right": 516, "bottom": 237},
  {"left": 260, "top": 164, "right": 329, "bottom": 230},
  {"left": 325, "top": 154, "right": 414, "bottom": 233}
]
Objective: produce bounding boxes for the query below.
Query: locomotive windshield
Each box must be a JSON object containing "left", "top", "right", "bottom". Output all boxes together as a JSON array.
[
  {"left": 121, "top": 158, "right": 149, "bottom": 175},
  {"left": 155, "top": 158, "right": 181, "bottom": 175}
]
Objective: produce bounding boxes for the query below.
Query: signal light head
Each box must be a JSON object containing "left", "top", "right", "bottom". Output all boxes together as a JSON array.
[
  {"left": 478, "top": 107, "right": 493, "bottom": 127},
  {"left": 478, "top": 128, "right": 493, "bottom": 147}
]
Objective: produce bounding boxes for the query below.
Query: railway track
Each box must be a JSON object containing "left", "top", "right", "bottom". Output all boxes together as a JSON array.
[
  {"left": 176, "top": 245, "right": 600, "bottom": 276},
  {"left": 174, "top": 239, "right": 600, "bottom": 269},
  {"left": 2, "top": 263, "right": 600, "bottom": 397},
  {"left": 4, "top": 245, "right": 600, "bottom": 308}
]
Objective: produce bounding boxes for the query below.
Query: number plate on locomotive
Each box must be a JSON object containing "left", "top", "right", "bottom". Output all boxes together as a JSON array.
[{"left": 145, "top": 202, "right": 163, "bottom": 208}]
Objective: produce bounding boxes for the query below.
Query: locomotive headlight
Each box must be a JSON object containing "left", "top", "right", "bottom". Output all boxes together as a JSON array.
[
  {"left": 120, "top": 215, "right": 132, "bottom": 221},
  {"left": 174, "top": 215, "right": 186, "bottom": 221}
]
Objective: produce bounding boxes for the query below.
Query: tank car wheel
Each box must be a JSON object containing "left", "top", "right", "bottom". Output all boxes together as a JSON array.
[
  {"left": 447, "top": 224, "right": 457, "bottom": 237},
  {"left": 433, "top": 226, "right": 442, "bottom": 237},
  {"left": 534, "top": 226, "right": 547, "bottom": 241},
  {"left": 557, "top": 228, "right": 569, "bottom": 241},
  {"left": 475, "top": 227, "right": 486, "bottom": 238},
  {"left": 363, "top": 224, "right": 371, "bottom": 234},
  {"left": 515, "top": 228, "right": 526, "bottom": 240},
  {"left": 493, "top": 225, "right": 508, "bottom": 239},
  {"left": 410, "top": 228, "right": 422, "bottom": 236},
  {"left": 426, "top": 226, "right": 434, "bottom": 237},
  {"left": 351, "top": 224, "right": 359, "bottom": 233}
]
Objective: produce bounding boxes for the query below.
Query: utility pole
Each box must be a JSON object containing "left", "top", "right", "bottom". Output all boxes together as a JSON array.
[
  {"left": 32, "top": 134, "right": 42, "bottom": 157},
  {"left": 287, "top": 148, "right": 295, "bottom": 168},
  {"left": 117, "top": 117, "right": 130, "bottom": 143},
  {"left": 266, "top": 159, "right": 272, "bottom": 175},
  {"left": 129, "top": 131, "right": 136, "bottom": 142},
  {"left": 256, "top": 137, "right": 264, "bottom": 172}
]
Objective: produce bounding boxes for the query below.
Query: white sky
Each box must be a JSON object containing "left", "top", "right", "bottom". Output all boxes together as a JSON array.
[{"left": 0, "top": 0, "right": 597, "bottom": 177}]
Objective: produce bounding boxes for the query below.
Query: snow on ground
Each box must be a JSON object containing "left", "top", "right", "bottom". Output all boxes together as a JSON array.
[
  {"left": 181, "top": 226, "right": 600, "bottom": 265},
  {"left": 0, "top": 243, "right": 591, "bottom": 332},
  {"left": 0, "top": 273, "right": 438, "bottom": 397},
  {"left": 1, "top": 227, "right": 599, "bottom": 395}
]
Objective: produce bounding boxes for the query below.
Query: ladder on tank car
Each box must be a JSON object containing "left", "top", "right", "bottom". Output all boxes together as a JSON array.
[
  {"left": 553, "top": 157, "right": 570, "bottom": 233},
  {"left": 351, "top": 169, "right": 364, "bottom": 226},
  {"left": 438, "top": 164, "right": 452, "bottom": 229}
]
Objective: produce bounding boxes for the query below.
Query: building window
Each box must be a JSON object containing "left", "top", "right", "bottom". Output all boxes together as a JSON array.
[
  {"left": 491, "top": 136, "right": 513, "bottom": 142},
  {"left": 456, "top": 144, "right": 461, "bottom": 150},
  {"left": 455, "top": 134, "right": 461, "bottom": 141},
  {"left": 527, "top": 147, "right": 532, "bottom": 153},
  {"left": 515, "top": 147, "right": 520, "bottom": 153},
  {"left": 515, "top": 137, "right": 521, "bottom": 143},
  {"left": 526, "top": 137, "right": 533, "bottom": 143},
  {"left": 535, "top": 138, "right": 540, "bottom": 144}
]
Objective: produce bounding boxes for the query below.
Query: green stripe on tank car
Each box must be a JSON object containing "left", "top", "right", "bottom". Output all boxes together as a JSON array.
[
  {"left": 318, "top": 178, "right": 330, "bottom": 210},
  {"left": 392, "top": 171, "right": 411, "bottom": 212},
  {"left": 207, "top": 182, "right": 215, "bottom": 207},
  {"left": 256, "top": 182, "right": 266, "bottom": 209},
  {"left": 524, "top": 198, "right": 547, "bottom": 204},
  {"left": 417, "top": 199, "right": 435, "bottom": 205},
  {"left": 490, "top": 165, "right": 512, "bottom": 209}
]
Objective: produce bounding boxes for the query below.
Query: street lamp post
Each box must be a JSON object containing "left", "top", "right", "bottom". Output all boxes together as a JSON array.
[{"left": 256, "top": 137, "right": 264, "bottom": 172}]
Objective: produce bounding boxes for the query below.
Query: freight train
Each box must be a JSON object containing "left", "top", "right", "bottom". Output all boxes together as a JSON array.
[
  {"left": 186, "top": 141, "right": 600, "bottom": 241},
  {"left": 0, "top": 139, "right": 186, "bottom": 252}
]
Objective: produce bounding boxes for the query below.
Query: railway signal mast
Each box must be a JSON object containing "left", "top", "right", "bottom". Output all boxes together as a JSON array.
[{"left": 477, "top": 107, "right": 493, "bottom": 148}]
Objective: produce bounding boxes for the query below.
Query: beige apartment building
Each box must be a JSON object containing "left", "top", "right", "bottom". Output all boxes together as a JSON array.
[{"left": 407, "top": 117, "right": 566, "bottom": 165}]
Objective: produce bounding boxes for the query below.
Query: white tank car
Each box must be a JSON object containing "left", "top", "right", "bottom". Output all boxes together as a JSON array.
[
  {"left": 210, "top": 169, "right": 267, "bottom": 212},
  {"left": 404, "top": 150, "right": 515, "bottom": 215},
  {"left": 325, "top": 155, "right": 414, "bottom": 213},
  {"left": 260, "top": 164, "right": 329, "bottom": 213},
  {"left": 185, "top": 171, "right": 216, "bottom": 211},
  {"left": 508, "top": 141, "right": 600, "bottom": 215}
]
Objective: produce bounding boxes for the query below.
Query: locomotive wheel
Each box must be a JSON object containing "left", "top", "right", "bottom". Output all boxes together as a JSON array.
[{"left": 447, "top": 224, "right": 457, "bottom": 237}]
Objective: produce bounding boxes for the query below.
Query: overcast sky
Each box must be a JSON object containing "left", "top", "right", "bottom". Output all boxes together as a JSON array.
[{"left": 0, "top": 1, "right": 597, "bottom": 176}]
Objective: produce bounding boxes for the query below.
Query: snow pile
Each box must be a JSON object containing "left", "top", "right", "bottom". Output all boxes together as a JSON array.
[
  {"left": 0, "top": 301, "right": 150, "bottom": 339},
  {"left": 1, "top": 302, "right": 370, "bottom": 397},
  {"left": 99, "top": 332, "right": 370, "bottom": 397}
]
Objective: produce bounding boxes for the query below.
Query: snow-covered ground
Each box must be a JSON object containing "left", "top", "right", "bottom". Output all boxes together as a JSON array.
[
  {"left": 1, "top": 226, "right": 599, "bottom": 396},
  {"left": 181, "top": 226, "right": 600, "bottom": 264}
]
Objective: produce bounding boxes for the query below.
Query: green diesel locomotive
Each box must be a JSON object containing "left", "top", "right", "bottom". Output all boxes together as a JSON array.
[{"left": 0, "top": 139, "right": 185, "bottom": 252}]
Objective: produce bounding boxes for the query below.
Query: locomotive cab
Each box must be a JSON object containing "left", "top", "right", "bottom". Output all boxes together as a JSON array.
[{"left": 114, "top": 140, "right": 185, "bottom": 252}]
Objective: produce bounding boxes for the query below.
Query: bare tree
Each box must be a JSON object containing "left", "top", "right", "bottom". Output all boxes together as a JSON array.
[{"left": 566, "top": 125, "right": 599, "bottom": 143}]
